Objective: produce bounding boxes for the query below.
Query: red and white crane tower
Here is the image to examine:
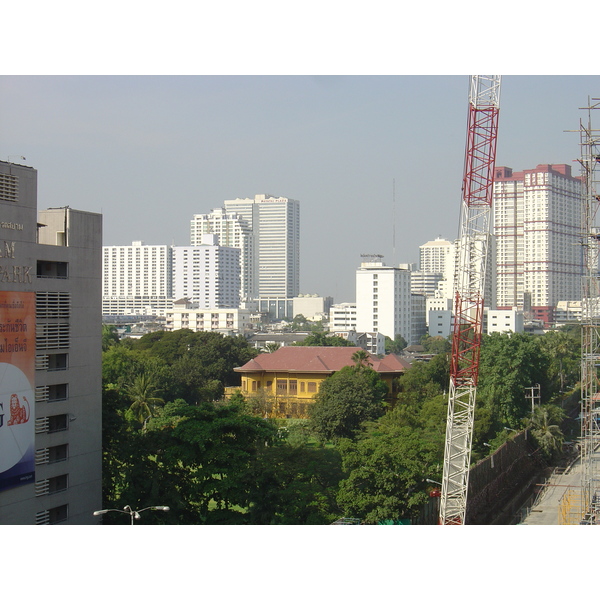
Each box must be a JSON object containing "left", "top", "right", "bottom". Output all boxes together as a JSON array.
[{"left": 439, "top": 75, "right": 501, "bottom": 525}]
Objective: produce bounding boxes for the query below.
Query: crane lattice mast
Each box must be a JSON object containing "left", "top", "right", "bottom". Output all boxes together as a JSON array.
[
  {"left": 440, "top": 75, "right": 501, "bottom": 525},
  {"left": 578, "top": 98, "right": 600, "bottom": 523}
]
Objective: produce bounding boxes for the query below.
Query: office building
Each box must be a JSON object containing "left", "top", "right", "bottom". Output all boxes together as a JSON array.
[
  {"left": 1, "top": 160, "right": 102, "bottom": 524},
  {"left": 355, "top": 259, "right": 412, "bottom": 344},
  {"left": 494, "top": 164, "right": 583, "bottom": 325},
  {"left": 224, "top": 195, "right": 300, "bottom": 298}
]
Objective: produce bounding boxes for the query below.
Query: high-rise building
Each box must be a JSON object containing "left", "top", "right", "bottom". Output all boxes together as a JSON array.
[
  {"left": 102, "top": 241, "right": 173, "bottom": 316},
  {"left": 172, "top": 234, "right": 241, "bottom": 308},
  {"left": 493, "top": 164, "right": 583, "bottom": 324},
  {"left": 223, "top": 195, "right": 300, "bottom": 299},
  {"left": 355, "top": 259, "right": 412, "bottom": 343},
  {"left": 191, "top": 195, "right": 300, "bottom": 301},
  {"left": 1, "top": 160, "right": 102, "bottom": 524},
  {"left": 190, "top": 209, "right": 254, "bottom": 301}
]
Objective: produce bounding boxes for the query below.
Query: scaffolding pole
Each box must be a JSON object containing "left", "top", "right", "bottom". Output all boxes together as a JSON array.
[{"left": 578, "top": 97, "right": 600, "bottom": 524}]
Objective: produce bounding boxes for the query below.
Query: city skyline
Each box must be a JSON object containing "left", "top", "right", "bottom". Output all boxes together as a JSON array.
[{"left": 2, "top": 75, "right": 600, "bottom": 302}]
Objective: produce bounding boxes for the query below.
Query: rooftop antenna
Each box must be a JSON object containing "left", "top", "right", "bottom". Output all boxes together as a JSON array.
[{"left": 392, "top": 179, "right": 396, "bottom": 266}]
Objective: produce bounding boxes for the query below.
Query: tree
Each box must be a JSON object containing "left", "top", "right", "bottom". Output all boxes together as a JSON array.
[
  {"left": 125, "top": 372, "right": 164, "bottom": 425},
  {"left": 420, "top": 335, "right": 451, "bottom": 355},
  {"left": 102, "top": 324, "right": 120, "bottom": 351},
  {"left": 385, "top": 334, "right": 408, "bottom": 354},
  {"left": 295, "top": 332, "right": 354, "bottom": 346},
  {"left": 351, "top": 349, "right": 372, "bottom": 370},
  {"left": 540, "top": 330, "right": 579, "bottom": 392},
  {"left": 525, "top": 404, "right": 565, "bottom": 460},
  {"left": 336, "top": 409, "right": 442, "bottom": 523},
  {"left": 477, "top": 333, "right": 551, "bottom": 429},
  {"left": 247, "top": 445, "right": 344, "bottom": 524},
  {"left": 308, "top": 365, "right": 388, "bottom": 441}
]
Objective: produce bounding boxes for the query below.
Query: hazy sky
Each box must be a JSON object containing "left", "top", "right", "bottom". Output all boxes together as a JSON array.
[{"left": 1, "top": 74, "right": 598, "bottom": 302}]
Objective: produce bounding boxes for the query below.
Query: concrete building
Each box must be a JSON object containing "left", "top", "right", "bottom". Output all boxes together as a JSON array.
[
  {"left": 486, "top": 308, "right": 525, "bottom": 334},
  {"left": 420, "top": 237, "right": 455, "bottom": 280},
  {"left": 355, "top": 259, "right": 412, "bottom": 344},
  {"left": 224, "top": 195, "right": 300, "bottom": 298},
  {"left": 165, "top": 300, "right": 251, "bottom": 335},
  {"left": 232, "top": 346, "right": 410, "bottom": 418},
  {"left": 1, "top": 160, "right": 102, "bottom": 525},
  {"left": 292, "top": 294, "right": 333, "bottom": 321},
  {"left": 190, "top": 208, "right": 254, "bottom": 301},
  {"left": 329, "top": 302, "right": 357, "bottom": 332},
  {"left": 493, "top": 164, "right": 584, "bottom": 325},
  {"left": 173, "top": 235, "right": 241, "bottom": 309},
  {"left": 102, "top": 241, "right": 173, "bottom": 316},
  {"left": 410, "top": 270, "right": 444, "bottom": 298}
]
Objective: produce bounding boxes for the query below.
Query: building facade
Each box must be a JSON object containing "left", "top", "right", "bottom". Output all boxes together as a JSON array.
[
  {"left": 355, "top": 260, "right": 412, "bottom": 344},
  {"left": 1, "top": 160, "right": 102, "bottom": 525},
  {"left": 173, "top": 235, "right": 241, "bottom": 308},
  {"left": 493, "top": 164, "right": 584, "bottom": 325},
  {"left": 102, "top": 241, "right": 173, "bottom": 316},
  {"left": 224, "top": 195, "right": 300, "bottom": 299},
  {"left": 232, "top": 346, "right": 410, "bottom": 418},
  {"left": 190, "top": 209, "right": 254, "bottom": 300}
]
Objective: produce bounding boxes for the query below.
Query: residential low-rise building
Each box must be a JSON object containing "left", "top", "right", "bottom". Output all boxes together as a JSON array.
[{"left": 165, "top": 300, "right": 251, "bottom": 335}]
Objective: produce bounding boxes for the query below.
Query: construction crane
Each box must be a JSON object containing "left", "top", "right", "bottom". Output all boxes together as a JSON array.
[{"left": 439, "top": 75, "right": 501, "bottom": 525}]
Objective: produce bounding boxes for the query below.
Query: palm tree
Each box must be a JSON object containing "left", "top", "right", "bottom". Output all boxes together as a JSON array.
[
  {"left": 264, "top": 342, "right": 281, "bottom": 353},
  {"left": 125, "top": 372, "right": 164, "bottom": 426},
  {"left": 526, "top": 405, "right": 564, "bottom": 459},
  {"left": 351, "top": 349, "right": 372, "bottom": 371}
]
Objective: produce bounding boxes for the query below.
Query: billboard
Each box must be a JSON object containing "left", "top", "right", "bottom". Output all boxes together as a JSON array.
[{"left": 0, "top": 291, "right": 35, "bottom": 492}]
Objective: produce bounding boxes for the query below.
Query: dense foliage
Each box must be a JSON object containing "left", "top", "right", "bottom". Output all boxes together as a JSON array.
[{"left": 101, "top": 325, "right": 581, "bottom": 525}]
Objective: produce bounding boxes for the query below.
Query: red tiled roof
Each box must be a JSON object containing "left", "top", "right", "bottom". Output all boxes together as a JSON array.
[{"left": 235, "top": 346, "right": 409, "bottom": 374}]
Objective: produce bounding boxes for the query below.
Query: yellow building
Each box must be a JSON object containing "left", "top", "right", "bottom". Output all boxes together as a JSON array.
[{"left": 231, "top": 346, "right": 410, "bottom": 418}]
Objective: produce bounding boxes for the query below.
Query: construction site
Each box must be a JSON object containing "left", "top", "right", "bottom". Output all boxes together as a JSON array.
[{"left": 423, "top": 78, "right": 599, "bottom": 526}]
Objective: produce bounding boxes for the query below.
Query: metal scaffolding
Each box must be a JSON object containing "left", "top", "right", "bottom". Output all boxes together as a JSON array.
[{"left": 578, "top": 97, "right": 600, "bottom": 524}]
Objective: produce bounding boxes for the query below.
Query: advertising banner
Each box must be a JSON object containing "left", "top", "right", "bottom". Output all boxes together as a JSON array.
[{"left": 0, "top": 291, "right": 35, "bottom": 492}]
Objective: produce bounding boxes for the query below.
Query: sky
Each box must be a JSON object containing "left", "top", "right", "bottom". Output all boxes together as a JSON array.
[{"left": 1, "top": 74, "right": 598, "bottom": 302}]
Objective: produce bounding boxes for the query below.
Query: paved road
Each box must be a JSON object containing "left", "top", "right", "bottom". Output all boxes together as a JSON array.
[{"left": 521, "top": 450, "right": 599, "bottom": 525}]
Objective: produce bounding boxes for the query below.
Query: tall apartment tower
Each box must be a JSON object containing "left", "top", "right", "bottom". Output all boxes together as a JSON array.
[
  {"left": 1, "top": 160, "right": 102, "bottom": 525},
  {"left": 190, "top": 209, "right": 254, "bottom": 300},
  {"left": 224, "top": 195, "right": 300, "bottom": 299},
  {"left": 102, "top": 241, "right": 173, "bottom": 316},
  {"left": 419, "top": 237, "right": 455, "bottom": 279},
  {"left": 172, "top": 234, "right": 241, "bottom": 308},
  {"left": 355, "top": 259, "right": 412, "bottom": 343},
  {"left": 493, "top": 164, "right": 583, "bottom": 324}
]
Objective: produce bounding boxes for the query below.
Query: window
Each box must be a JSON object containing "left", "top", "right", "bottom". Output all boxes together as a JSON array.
[
  {"left": 277, "top": 380, "right": 288, "bottom": 393},
  {"left": 307, "top": 382, "right": 317, "bottom": 393},
  {"left": 37, "top": 261, "right": 68, "bottom": 279}
]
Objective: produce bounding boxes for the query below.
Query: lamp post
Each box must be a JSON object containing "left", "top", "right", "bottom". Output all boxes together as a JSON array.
[{"left": 93, "top": 505, "right": 170, "bottom": 525}]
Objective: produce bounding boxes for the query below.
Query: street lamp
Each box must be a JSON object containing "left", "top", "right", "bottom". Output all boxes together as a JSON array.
[
  {"left": 93, "top": 505, "right": 170, "bottom": 525},
  {"left": 425, "top": 478, "right": 442, "bottom": 486}
]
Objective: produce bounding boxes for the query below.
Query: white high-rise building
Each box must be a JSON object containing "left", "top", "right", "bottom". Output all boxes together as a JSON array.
[
  {"left": 420, "top": 237, "right": 455, "bottom": 279},
  {"left": 355, "top": 260, "right": 412, "bottom": 343},
  {"left": 190, "top": 209, "right": 254, "bottom": 301},
  {"left": 102, "top": 241, "right": 173, "bottom": 316},
  {"left": 172, "top": 234, "right": 241, "bottom": 308},
  {"left": 224, "top": 195, "right": 300, "bottom": 299},
  {"left": 493, "top": 164, "right": 583, "bottom": 325}
]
